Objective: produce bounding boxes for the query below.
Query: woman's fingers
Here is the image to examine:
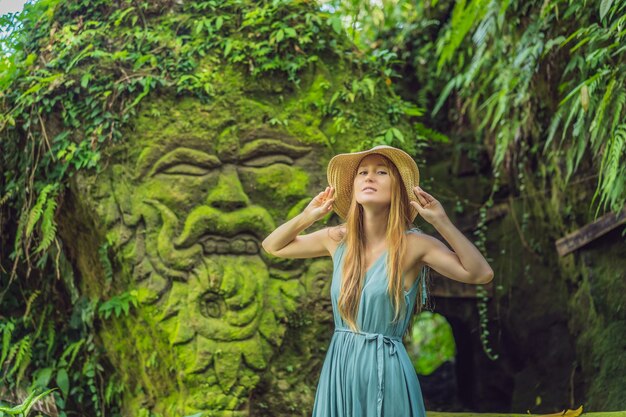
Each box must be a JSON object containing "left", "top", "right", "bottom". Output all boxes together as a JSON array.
[
  {"left": 315, "top": 186, "right": 334, "bottom": 206},
  {"left": 418, "top": 187, "right": 434, "bottom": 201},
  {"left": 416, "top": 186, "right": 435, "bottom": 205},
  {"left": 417, "top": 186, "right": 432, "bottom": 196},
  {"left": 323, "top": 186, "right": 334, "bottom": 201},
  {"left": 413, "top": 186, "right": 428, "bottom": 206}
]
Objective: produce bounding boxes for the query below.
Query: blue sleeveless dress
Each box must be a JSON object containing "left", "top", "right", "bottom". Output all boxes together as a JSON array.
[{"left": 311, "top": 228, "right": 428, "bottom": 417}]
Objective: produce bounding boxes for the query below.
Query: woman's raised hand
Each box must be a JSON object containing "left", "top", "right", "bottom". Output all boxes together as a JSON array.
[
  {"left": 303, "top": 186, "right": 335, "bottom": 222},
  {"left": 410, "top": 186, "right": 448, "bottom": 225}
]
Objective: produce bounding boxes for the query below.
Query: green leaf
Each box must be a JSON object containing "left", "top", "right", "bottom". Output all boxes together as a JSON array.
[
  {"left": 34, "top": 366, "right": 54, "bottom": 387},
  {"left": 66, "top": 44, "right": 95, "bottom": 73},
  {"left": 56, "top": 368, "right": 70, "bottom": 398},
  {"left": 600, "top": 0, "right": 613, "bottom": 20},
  {"left": 384, "top": 129, "right": 393, "bottom": 144},
  {"left": 363, "top": 78, "right": 376, "bottom": 97},
  {"left": 22, "top": 388, "right": 56, "bottom": 417},
  {"left": 275, "top": 29, "right": 284, "bottom": 43},
  {"left": 391, "top": 127, "right": 405, "bottom": 143},
  {"left": 0, "top": 389, "right": 36, "bottom": 413},
  {"left": 128, "top": 76, "right": 153, "bottom": 109},
  {"left": 113, "top": 7, "right": 135, "bottom": 27},
  {"left": 224, "top": 39, "right": 233, "bottom": 57},
  {"left": 80, "top": 72, "right": 91, "bottom": 88},
  {"left": 403, "top": 105, "right": 424, "bottom": 117},
  {"left": 329, "top": 15, "right": 342, "bottom": 34}
]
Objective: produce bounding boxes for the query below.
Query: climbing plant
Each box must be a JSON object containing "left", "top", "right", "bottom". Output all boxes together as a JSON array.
[{"left": 322, "top": 0, "right": 626, "bottom": 217}]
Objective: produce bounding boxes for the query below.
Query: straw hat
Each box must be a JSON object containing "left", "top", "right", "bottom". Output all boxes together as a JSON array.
[{"left": 326, "top": 145, "right": 421, "bottom": 222}]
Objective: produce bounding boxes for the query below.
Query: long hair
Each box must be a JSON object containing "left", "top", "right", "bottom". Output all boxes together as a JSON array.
[{"left": 336, "top": 154, "right": 429, "bottom": 333}]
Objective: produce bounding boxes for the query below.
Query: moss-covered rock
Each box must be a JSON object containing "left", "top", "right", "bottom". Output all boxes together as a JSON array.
[{"left": 59, "top": 55, "right": 408, "bottom": 415}]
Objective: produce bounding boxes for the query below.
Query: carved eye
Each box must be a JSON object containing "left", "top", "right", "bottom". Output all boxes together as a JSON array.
[
  {"left": 158, "top": 164, "right": 212, "bottom": 176},
  {"left": 150, "top": 148, "right": 220, "bottom": 177},
  {"left": 241, "top": 154, "right": 294, "bottom": 167}
]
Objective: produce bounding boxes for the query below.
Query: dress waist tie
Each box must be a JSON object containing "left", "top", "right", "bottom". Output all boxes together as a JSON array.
[{"left": 334, "top": 327, "right": 404, "bottom": 417}]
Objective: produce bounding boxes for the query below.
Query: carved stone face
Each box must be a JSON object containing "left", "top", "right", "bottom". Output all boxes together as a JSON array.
[{"left": 72, "top": 85, "right": 334, "bottom": 415}]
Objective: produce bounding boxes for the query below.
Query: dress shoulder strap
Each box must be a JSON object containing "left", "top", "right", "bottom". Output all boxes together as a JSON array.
[
  {"left": 332, "top": 239, "right": 346, "bottom": 263},
  {"left": 406, "top": 226, "right": 429, "bottom": 306}
]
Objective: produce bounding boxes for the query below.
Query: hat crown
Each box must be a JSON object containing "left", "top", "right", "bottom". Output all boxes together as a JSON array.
[{"left": 370, "top": 145, "right": 391, "bottom": 151}]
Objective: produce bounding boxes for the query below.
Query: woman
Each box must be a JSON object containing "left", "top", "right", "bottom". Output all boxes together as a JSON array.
[{"left": 262, "top": 145, "right": 494, "bottom": 417}]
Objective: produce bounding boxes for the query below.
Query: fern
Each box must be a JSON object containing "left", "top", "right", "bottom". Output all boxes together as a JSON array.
[
  {"left": 432, "top": 74, "right": 462, "bottom": 116},
  {"left": 59, "top": 339, "right": 85, "bottom": 369},
  {"left": 592, "top": 124, "right": 626, "bottom": 215},
  {"left": 589, "top": 75, "right": 616, "bottom": 149},
  {"left": 413, "top": 122, "right": 450, "bottom": 143},
  {"left": 0, "top": 188, "right": 14, "bottom": 206},
  {"left": 3, "top": 342, "right": 20, "bottom": 377},
  {"left": 24, "top": 183, "right": 57, "bottom": 239},
  {"left": 0, "top": 320, "right": 15, "bottom": 370},
  {"left": 0, "top": 387, "right": 56, "bottom": 416},
  {"left": 11, "top": 209, "right": 28, "bottom": 261},
  {"left": 98, "top": 290, "right": 139, "bottom": 319},
  {"left": 15, "top": 340, "right": 32, "bottom": 388},
  {"left": 7, "top": 335, "right": 31, "bottom": 380},
  {"left": 609, "top": 88, "right": 626, "bottom": 141},
  {"left": 23, "top": 290, "right": 41, "bottom": 319},
  {"left": 432, "top": 0, "right": 626, "bottom": 217},
  {"left": 437, "top": 0, "right": 492, "bottom": 72},
  {"left": 35, "top": 194, "right": 58, "bottom": 253},
  {"left": 544, "top": 112, "right": 563, "bottom": 153}
]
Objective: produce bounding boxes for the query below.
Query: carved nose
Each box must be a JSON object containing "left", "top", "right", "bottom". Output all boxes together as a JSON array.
[
  {"left": 206, "top": 164, "right": 250, "bottom": 211},
  {"left": 211, "top": 199, "right": 246, "bottom": 211}
]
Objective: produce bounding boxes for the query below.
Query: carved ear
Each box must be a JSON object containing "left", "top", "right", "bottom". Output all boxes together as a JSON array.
[
  {"left": 81, "top": 164, "right": 139, "bottom": 229},
  {"left": 107, "top": 164, "right": 142, "bottom": 227}
]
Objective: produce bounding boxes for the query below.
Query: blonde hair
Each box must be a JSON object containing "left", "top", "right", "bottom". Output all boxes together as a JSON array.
[{"left": 335, "top": 154, "right": 426, "bottom": 333}]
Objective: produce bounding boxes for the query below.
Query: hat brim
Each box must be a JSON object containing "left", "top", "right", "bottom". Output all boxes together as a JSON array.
[{"left": 326, "top": 145, "right": 420, "bottom": 222}]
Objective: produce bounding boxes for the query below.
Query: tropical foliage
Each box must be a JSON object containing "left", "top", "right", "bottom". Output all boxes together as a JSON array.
[
  {"left": 2, "top": 0, "right": 625, "bottom": 414},
  {"left": 322, "top": 0, "right": 626, "bottom": 217}
]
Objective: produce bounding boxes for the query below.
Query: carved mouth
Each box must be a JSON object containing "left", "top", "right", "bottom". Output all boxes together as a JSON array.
[{"left": 199, "top": 233, "right": 260, "bottom": 255}]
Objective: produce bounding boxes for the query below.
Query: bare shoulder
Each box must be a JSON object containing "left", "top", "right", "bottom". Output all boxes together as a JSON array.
[
  {"left": 405, "top": 230, "right": 438, "bottom": 268},
  {"left": 406, "top": 230, "right": 456, "bottom": 270},
  {"left": 407, "top": 230, "right": 439, "bottom": 252},
  {"left": 326, "top": 225, "right": 347, "bottom": 258}
]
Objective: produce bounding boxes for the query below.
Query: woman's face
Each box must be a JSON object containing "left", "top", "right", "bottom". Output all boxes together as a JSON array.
[{"left": 352, "top": 153, "right": 393, "bottom": 210}]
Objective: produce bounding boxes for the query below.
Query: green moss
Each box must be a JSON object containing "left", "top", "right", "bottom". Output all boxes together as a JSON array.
[{"left": 568, "top": 241, "right": 626, "bottom": 409}]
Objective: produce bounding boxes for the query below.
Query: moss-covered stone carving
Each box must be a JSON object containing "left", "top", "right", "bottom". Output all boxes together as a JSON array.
[
  {"left": 0, "top": 1, "right": 419, "bottom": 414},
  {"left": 59, "top": 59, "right": 407, "bottom": 415}
]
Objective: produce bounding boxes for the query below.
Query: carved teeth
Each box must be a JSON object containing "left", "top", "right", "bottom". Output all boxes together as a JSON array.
[{"left": 200, "top": 235, "right": 259, "bottom": 255}]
